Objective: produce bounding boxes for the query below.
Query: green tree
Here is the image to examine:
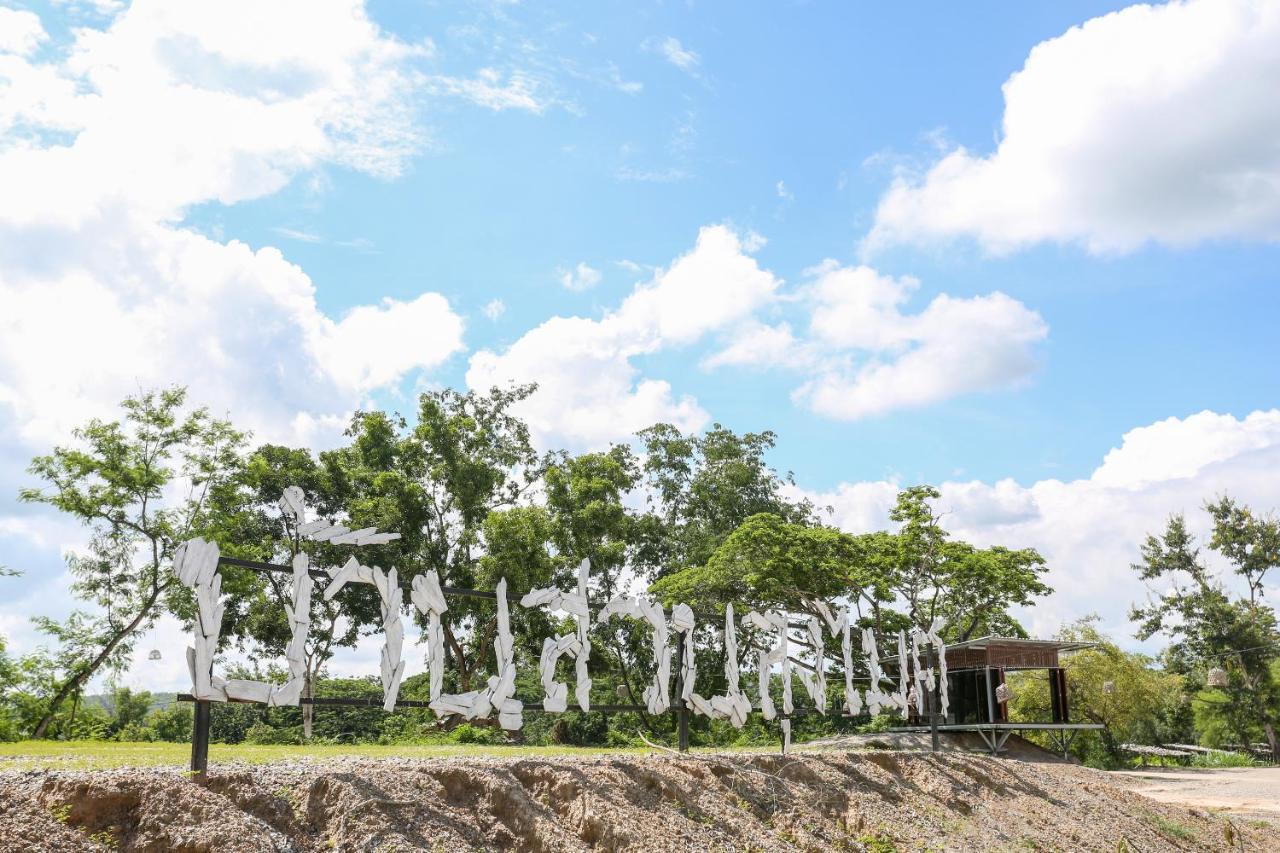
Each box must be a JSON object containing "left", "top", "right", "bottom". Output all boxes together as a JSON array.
[
  {"left": 328, "top": 385, "right": 544, "bottom": 694},
  {"left": 104, "top": 685, "right": 153, "bottom": 738},
  {"left": 651, "top": 512, "right": 888, "bottom": 621},
  {"left": 544, "top": 445, "right": 639, "bottom": 596},
  {"left": 633, "top": 423, "right": 816, "bottom": 583},
  {"left": 1009, "top": 618, "right": 1186, "bottom": 766},
  {"left": 856, "top": 486, "right": 1050, "bottom": 639},
  {"left": 213, "top": 443, "right": 385, "bottom": 739},
  {"left": 1131, "top": 499, "right": 1280, "bottom": 759},
  {"left": 19, "top": 388, "right": 246, "bottom": 737}
]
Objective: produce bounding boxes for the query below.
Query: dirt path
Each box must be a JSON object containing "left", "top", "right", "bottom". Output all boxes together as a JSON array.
[
  {"left": 3, "top": 751, "right": 1278, "bottom": 851},
  {"left": 1113, "top": 766, "right": 1280, "bottom": 824}
]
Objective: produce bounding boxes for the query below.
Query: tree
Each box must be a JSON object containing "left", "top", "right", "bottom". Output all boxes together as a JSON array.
[
  {"left": 1130, "top": 499, "right": 1280, "bottom": 759},
  {"left": 215, "top": 443, "right": 384, "bottom": 739},
  {"left": 19, "top": 388, "right": 246, "bottom": 738},
  {"left": 1009, "top": 617, "right": 1186, "bottom": 766},
  {"left": 543, "top": 445, "right": 639, "bottom": 597},
  {"left": 633, "top": 423, "right": 816, "bottom": 583},
  {"left": 650, "top": 512, "right": 888, "bottom": 621},
  {"left": 855, "top": 486, "right": 1051, "bottom": 640},
  {"left": 330, "top": 385, "right": 544, "bottom": 694}
]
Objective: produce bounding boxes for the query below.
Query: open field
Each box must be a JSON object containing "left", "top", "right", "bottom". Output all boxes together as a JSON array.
[{"left": 4, "top": 746, "right": 1279, "bottom": 851}]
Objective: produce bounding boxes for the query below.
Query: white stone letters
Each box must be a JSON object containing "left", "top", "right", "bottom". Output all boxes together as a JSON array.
[
  {"left": 522, "top": 558, "right": 592, "bottom": 713},
  {"left": 179, "top": 490, "right": 955, "bottom": 744}
]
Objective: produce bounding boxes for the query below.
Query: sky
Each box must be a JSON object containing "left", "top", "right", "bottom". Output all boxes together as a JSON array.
[{"left": 1, "top": 0, "right": 1278, "bottom": 692}]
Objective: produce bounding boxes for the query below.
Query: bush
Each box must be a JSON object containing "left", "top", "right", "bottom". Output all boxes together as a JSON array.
[
  {"left": 146, "top": 703, "right": 193, "bottom": 743},
  {"left": 115, "top": 722, "right": 156, "bottom": 742},
  {"left": 449, "top": 723, "right": 507, "bottom": 745},
  {"left": 244, "top": 722, "right": 304, "bottom": 745},
  {"left": 1191, "top": 750, "right": 1257, "bottom": 768}
]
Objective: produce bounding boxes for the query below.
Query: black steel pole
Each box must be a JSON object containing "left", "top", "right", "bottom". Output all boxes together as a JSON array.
[
  {"left": 674, "top": 632, "right": 689, "bottom": 753},
  {"left": 190, "top": 699, "right": 210, "bottom": 780},
  {"left": 928, "top": 645, "right": 940, "bottom": 753}
]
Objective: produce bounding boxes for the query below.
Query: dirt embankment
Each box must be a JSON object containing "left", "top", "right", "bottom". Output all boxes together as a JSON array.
[{"left": 1, "top": 751, "right": 1275, "bottom": 852}]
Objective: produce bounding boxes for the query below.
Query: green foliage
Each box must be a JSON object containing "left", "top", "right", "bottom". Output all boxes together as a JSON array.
[
  {"left": 1130, "top": 499, "right": 1280, "bottom": 759},
  {"left": 18, "top": 388, "right": 247, "bottom": 737},
  {"left": 145, "top": 703, "right": 193, "bottom": 743},
  {"left": 633, "top": 422, "right": 816, "bottom": 583},
  {"left": 1008, "top": 617, "right": 1185, "bottom": 767},
  {"left": 854, "top": 486, "right": 1050, "bottom": 639}
]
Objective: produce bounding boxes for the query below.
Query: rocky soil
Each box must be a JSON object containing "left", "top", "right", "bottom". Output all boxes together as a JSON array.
[{"left": 2, "top": 750, "right": 1275, "bottom": 852}]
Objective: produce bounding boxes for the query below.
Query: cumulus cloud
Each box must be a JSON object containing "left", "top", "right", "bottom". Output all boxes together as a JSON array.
[
  {"left": 0, "top": 0, "right": 463, "bottom": 448},
  {"left": 798, "top": 409, "right": 1280, "bottom": 645},
  {"left": 0, "top": 8, "right": 47, "bottom": 57},
  {"left": 865, "top": 0, "right": 1280, "bottom": 255},
  {"left": 706, "top": 262, "right": 1048, "bottom": 420},
  {"left": 467, "top": 225, "right": 779, "bottom": 449}
]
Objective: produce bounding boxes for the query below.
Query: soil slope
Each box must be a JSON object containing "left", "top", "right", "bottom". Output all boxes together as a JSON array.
[{"left": 1, "top": 750, "right": 1274, "bottom": 852}]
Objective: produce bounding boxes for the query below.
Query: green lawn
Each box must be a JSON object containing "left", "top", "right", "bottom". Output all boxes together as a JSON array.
[{"left": 0, "top": 740, "right": 668, "bottom": 771}]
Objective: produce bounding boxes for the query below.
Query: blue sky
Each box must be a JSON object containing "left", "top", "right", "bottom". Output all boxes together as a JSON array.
[
  {"left": 2, "top": 0, "right": 1279, "bottom": 687},
  {"left": 188, "top": 0, "right": 1280, "bottom": 488}
]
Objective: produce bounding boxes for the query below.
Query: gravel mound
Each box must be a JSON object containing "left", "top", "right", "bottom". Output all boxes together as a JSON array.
[{"left": 1, "top": 750, "right": 1274, "bottom": 851}]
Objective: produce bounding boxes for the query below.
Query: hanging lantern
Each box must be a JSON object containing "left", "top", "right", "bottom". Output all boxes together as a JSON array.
[
  {"left": 148, "top": 649, "right": 162, "bottom": 661},
  {"left": 1102, "top": 681, "right": 1115, "bottom": 695},
  {"left": 1207, "top": 667, "right": 1229, "bottom": 688}
]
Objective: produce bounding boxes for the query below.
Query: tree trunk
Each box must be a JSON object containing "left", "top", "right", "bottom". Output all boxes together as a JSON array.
[
  {"left": 32, "top": 587, "right": 165, "bottom": 739},
  {"left": 1264, "top": 720, "right": 1279, "bottom": 762}
]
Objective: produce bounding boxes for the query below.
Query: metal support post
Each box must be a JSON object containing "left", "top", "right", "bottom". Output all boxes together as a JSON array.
[
  {"left": 928, "top": 645, "right": 940, "bottom": 753},
  {"left": 190, "top": 699, "right": 210, "bottom": 781},
  {"left": 674, "top": 631, "right": 689, "bottom": 752}
]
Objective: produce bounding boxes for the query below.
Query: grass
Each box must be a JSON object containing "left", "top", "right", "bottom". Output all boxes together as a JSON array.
[
  {"left": 0, "top": 739, "right": 785, "bottom": 772},
  {"left": 1149, "top": 815, "right": 1195, "bottom": 842},
  {"left": 0, "top": 739, "right": 669, "bottom": 771}
]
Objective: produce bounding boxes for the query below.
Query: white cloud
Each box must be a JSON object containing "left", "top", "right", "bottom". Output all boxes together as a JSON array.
[
  {"left": 776, "top": 180, "right": 793, "bottom": 201},
  {"left": 0, "top": 0, "right": 463, "bottom": 449},
  {"left": 314, "top": 294, "right": 465, "bottom": 393},
  {"left": 557, "top": 261, "right": 602, "bottom": 292},
  {"left": 1091, "top": 409, "right": 1280, "bottom": 489},
  {"left": 655, "top": 36, "right": 699, "bottom": 72},
  {"left": 705, "top": 262, "right": 1048, "bottom": 420},
  {"left": 799, "top": 408, "right": 1280, "bottom": 646},
  {"left": 483, "top": 298, "right": 506, "bottom": 321},
  {"left": 701, "top": 321, "right": 804, "bottom": 370},
  {"left": 428, "top": 68, "right": 553, "bottom": 113},
  {"left": 865, "top": 0, "right": 1280, "bottom": 255},
  {"left": 467, "top": 225, "right": 779, "bottom": 449},
  {"left": 1, "top": 0, "right": 426, "bottom": 228},
  {"left": 0, "top": 8, "right": 47, "bottom": 57}
]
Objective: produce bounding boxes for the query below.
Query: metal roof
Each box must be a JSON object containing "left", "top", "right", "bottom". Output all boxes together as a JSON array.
[{"left": 880, "top": 635, "right": 1094, "bottom": 663}]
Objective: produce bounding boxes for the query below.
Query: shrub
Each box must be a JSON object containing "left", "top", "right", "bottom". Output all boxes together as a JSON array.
[{"left": 449, "top": 723, "right": 507, "bottom": 745}]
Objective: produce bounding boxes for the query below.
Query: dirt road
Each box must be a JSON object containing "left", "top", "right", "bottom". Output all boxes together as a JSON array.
[{"left": 1115, "top": 766, "right": 1280, "bottom": 823}]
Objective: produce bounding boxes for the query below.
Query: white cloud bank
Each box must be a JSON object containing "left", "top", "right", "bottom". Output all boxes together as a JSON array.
[
  {"left": 708, "top": 262, "right": 1048, "bottom": 421},
  {"left": 472, "top": 226, "right": 1048, "bottom": 451},
  {"left": 0, "top": 0, "right": 464, "bottom": 448},
  {"left": 467, "top": 225, "right": 777, "bottom": 449},
  {"left": 866, "top": 0, "right": 1280, "bottom": 255},
  {"left": 798, "top": 409, "right": 1280, "bottom": 645}
]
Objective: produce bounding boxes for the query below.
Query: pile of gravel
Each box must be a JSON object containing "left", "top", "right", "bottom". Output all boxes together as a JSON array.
[{"left": 1, "top": 749, "right": 1273, "bottom": 851}]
